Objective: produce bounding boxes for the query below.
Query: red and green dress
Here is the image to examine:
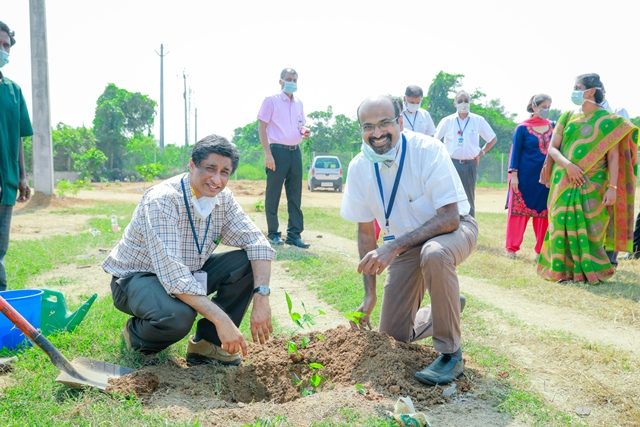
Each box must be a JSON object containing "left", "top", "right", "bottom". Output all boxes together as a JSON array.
[{"left": 537, "top": 110, "right": 638, "bottom": 283}]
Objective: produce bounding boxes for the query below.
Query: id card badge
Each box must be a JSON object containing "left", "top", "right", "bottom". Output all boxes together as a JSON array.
[
  {"left": 457, "top": 136, "right": 464, "bottom": 145},
  {"left": 193, "top": 270, "right": 208, "bottom": 291},
  {"left": 383, "top": 235, "right": 395, "bottom": 243}
]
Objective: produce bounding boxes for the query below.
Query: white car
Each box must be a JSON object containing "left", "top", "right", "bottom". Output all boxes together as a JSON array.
[{"left": 307, "top": 155, "right": 343, "bottom": 192}]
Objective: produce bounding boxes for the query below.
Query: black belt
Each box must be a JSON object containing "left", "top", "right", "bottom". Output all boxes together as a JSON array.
[
  {"left": 270, "top": 143, "right": 299, "bottom": 151},
  {"left": 451, "top": 158, "right": 474, "bottom": 164}
]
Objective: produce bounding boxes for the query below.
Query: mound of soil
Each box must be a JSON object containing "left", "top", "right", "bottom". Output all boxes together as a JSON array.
[{"left": 107, "top": 326, "right": 472, "bottom": 409}]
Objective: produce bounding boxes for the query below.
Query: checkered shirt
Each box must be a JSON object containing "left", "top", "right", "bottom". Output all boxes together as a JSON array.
[{"left": 102, "top": 174, "right": 275, "bottom": 295}]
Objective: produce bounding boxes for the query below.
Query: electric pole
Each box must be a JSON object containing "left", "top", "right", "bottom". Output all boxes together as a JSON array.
[
  {"left": 29, "top": 0, "right": 54, "bottom": 195},
  {"left": 155, "top": 44, "right": 168, "bottom": 151},
  {"left": 194, "top": 107, "right": 198, "bottom": 144},
  {"left": 182, "top": 70, "right": 188, "bottom": 146}
]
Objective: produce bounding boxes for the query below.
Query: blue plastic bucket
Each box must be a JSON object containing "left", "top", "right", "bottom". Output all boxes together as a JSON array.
[{"left": 0, "top": 289, "right": 44, "bottom": 351}]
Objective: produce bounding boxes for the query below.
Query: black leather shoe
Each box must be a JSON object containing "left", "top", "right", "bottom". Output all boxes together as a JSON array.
[
  {"left": 414, "top": 353, "right": 464, "bottom": 386},
  {"left": 268, "top": 235, "right": 284, "bottom": 246},
  {"left": 285, "top": 237, "right": 310, "bottom": 249}
]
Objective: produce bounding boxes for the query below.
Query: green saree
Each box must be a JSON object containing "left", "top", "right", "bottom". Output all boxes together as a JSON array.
[{"left": 537, "top": 109, "right": 638, "bottom": 283}]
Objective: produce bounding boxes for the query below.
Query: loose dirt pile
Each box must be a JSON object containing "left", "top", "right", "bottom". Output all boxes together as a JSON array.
[{"left": 107, "top": 326, "right": 473, "bottom": 410}]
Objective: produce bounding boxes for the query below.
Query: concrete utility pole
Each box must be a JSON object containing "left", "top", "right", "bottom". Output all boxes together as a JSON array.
[
  {"left": 194, "top": 107, "right": 198, "bottom": 144},
  {"left": 155, "top": 44, "right": 167, "bottom": 151},
  {"left": 182, "top": 70, "right": 188, "bottom": 146},
  {"left": 29, "top": 0, "right": 54, "bottom": 195}
]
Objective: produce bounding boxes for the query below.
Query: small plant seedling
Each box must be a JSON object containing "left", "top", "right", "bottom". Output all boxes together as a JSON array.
[
  {"left": 308, "top": 362, "right": 325, "bottom": 389},
  {"left": 284, "top": 291, "right": 324, "bottom": 329},
  {"left": 345, "top": 311, "right": 365, "bottom": 324},
  {"left": 254, "top": 199, "right": 265, "bottom": 212},
  {"left": 299, "top": 336, "right": 311, "bottom": 349},
  {"left": 354, "top": 383, "right": 366, "bottom": 395}
]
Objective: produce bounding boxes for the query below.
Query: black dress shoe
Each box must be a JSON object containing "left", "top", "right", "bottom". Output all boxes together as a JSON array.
[
  {"left": 414, "top": 353, "right": 464, "bottom": 386},
  {"left": 268, "top": 235, "right": 284, "bottom": 246},
  {"left": 285, "top": 237, "right": 310, "bottom": 249}
]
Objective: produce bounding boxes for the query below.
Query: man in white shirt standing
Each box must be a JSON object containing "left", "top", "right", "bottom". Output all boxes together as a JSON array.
[
  {"left": 341, "top": 95, "right": 478, "bottom": 386},
  {"left": 402, "top": 85, "right": 436, "bottom": 136},
  {"left": 434, "top": 90, "right": 497, "bottom": 216}
]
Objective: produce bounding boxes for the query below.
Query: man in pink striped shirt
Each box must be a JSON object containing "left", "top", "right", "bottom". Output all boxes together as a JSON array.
[{"left": 257, "top": 68, "right": 310, "bottom": 248}]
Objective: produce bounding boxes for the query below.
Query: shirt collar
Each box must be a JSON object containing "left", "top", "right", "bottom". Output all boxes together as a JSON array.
[{"left": 279, "top": 91, "right": 294, "bottom": 101}]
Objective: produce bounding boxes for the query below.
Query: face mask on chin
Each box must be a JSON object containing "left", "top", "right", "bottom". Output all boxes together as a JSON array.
[
  {"left": 361, "top": 139, "right": 399, "bottom": 163},
  {"left": 192, "top": 195, "right": 218, "bottom": 219}
]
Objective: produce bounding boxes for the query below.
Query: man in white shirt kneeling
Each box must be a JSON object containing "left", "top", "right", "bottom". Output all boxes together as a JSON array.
[{"left": 341, "top": 95, "right": 478, "bottom": 385}]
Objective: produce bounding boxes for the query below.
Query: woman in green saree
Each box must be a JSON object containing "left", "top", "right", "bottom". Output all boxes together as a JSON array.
[{"left": 537, "top": 73, "right": 638, "bottom": 283}]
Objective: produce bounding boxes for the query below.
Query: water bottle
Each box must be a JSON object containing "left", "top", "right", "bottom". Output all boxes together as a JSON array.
[{"left": 111, "top": 215, "right": 120, "bottom": 233}]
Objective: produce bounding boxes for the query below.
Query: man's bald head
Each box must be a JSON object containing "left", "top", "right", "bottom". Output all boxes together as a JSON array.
[{"left": 357, "top": 95, "right": 401, "bottom": 123}]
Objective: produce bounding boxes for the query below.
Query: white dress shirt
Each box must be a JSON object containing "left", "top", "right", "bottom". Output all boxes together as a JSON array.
[
  {"left": 341, "top": 132, "right": 469, "bottom": 239},
  {"left": 435, "top": 112, "right": 496, "bottom": 160},
  {"left": 402, "top": 108, "right": 436, "bottom": 136}
]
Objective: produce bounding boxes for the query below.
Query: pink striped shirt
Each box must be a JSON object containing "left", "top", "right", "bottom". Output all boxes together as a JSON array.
[{"left": 257, "top": 91, "right": 306, "bottom": 146}]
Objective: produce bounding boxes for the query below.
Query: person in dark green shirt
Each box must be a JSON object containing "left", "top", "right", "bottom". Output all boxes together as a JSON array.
[{"left": 0, "top": 21, "right": 33, "bottom": 291}]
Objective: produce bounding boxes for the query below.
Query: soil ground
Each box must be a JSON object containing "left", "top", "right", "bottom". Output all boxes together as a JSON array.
[{"left": 7, "top": 181, "right": 640, "bottom": 426}]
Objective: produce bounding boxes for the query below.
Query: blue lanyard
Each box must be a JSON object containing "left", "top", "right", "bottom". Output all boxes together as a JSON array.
[
  {"left": 374, "top": 135, "right": 407, "bottom": 230},
  {"left": 456, "top": 117, "right": 470, "bottom": 136},
  {"left": 181, "top": 176, "right": 211, "bottom": 255},
  {"left": 403, "top": 111, "right": 418, "bottom": 130}
]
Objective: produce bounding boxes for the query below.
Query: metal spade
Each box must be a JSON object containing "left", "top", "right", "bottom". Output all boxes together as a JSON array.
[{"left": 0, "top": 294, "right": 133, "bottom": 390}]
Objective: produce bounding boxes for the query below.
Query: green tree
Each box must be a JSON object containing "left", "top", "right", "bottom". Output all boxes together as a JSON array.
[
  {"left": 548, "top": 108, "right": 563, "bottom": 122},
  {"left": 471, "top": 98, "right": 518, "bottom": 155},
  {"left": 51, "top": 123, "right": 96, "bottom": 171},
  {"left": 125, "top": 134, "right": 158, "bottom": 168},
  {"left": 93, "top": 83, "right": 156, "bottom": 173},
  {"left": 231, "top": 121, "right": 262, "bottom": 164},
  {"left": 424, "top": 71, "right": 464, "bottom": 124},
  {"left": 72, "top": 147, "right": 108, "bottom": 181}
]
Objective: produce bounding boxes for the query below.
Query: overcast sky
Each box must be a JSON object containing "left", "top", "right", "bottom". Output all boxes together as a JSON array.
[{"left": 4, "top": 0, "right": 639, "bottom": 146}]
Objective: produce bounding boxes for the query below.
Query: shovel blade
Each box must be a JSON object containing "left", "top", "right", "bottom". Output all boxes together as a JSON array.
[{"left": 55, "top": 357, "right": 134, "bottom": 391}]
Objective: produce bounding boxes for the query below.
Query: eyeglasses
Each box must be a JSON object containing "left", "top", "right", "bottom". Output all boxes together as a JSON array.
[{"left": 360, "top": 116, "right": 399, "bottom": 133}]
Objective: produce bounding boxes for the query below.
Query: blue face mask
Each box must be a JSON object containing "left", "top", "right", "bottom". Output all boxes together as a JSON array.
[
  {"left": 0, "top": 50, "right": 9, "bottom": 69},
  {"left": 283, "top": 81, "right": 297, "bottom": 93},
  {"left": 571, "top": 90, "right": 585, "bottom": 106},
  {"left": 538, "top": 108, "right": 550, "bottom": 119},
  {"left": 361, "top": 141, "right": 398, "bottom": 163}
]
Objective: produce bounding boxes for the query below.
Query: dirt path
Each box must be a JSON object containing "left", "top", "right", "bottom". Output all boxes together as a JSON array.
[{"left": 459, "top": 276, "right": 640, "bottom": 357}]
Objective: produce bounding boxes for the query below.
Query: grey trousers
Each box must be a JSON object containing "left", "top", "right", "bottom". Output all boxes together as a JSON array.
[
  {"left": 265, "top": 144, "right": 304, "bottom": 240},
  {"left": 452, "top": 159, "right": 478, "bottom": 217},
  {"left": 0, "top": 205, "right": 13, "bottom": 292},
  {"left": 379, "top": 215, "right": 478, "bottom": 354},
  {"left": 110, "top": 250, "right": 254, "bottom": 354}
]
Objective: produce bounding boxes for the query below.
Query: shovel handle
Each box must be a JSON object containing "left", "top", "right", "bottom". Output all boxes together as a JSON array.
[{"left": 0, "top": 295, "right": 89, "bottom": 381}]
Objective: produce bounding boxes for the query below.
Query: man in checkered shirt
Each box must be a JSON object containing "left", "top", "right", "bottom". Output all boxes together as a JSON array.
[{"left": 103, "top": 135, "right": 275, "bottom": 366}]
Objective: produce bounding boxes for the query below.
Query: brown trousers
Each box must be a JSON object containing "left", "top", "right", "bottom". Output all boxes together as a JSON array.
[{"left": 379, "top": 215, "right": 478, "bottom": 353}]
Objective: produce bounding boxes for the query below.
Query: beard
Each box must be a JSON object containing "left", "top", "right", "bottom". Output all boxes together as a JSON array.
[{"left": 367, "top": 133, "right": 394, "bottom": 155}]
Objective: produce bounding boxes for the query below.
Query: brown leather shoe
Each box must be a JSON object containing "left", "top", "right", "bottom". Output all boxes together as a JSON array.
[{"left": 186, "top": 336, "right": 241, "bottom": 366}]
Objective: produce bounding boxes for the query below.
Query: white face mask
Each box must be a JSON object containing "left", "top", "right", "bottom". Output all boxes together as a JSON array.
[
  {"left": 456, "top": 102, "right": 470, "bottom": 113},
  {"left": 192, "top": 196, "right": 218, "bottom": 219},
  {"left": 361, "top": 140, "right": 398, "bottom": 164},
  {"left": 405, "top": 103, "right": 420, "bottom": 113}
]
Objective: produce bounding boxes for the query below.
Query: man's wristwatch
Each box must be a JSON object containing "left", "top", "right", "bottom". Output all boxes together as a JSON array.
[{"left": 253, "top": 285, "right": 271, "bottom": 296}]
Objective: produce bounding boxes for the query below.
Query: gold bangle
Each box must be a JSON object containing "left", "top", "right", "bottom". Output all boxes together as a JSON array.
[{"left": 608, "top": 184, "right": 617, "bottom": 190}]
